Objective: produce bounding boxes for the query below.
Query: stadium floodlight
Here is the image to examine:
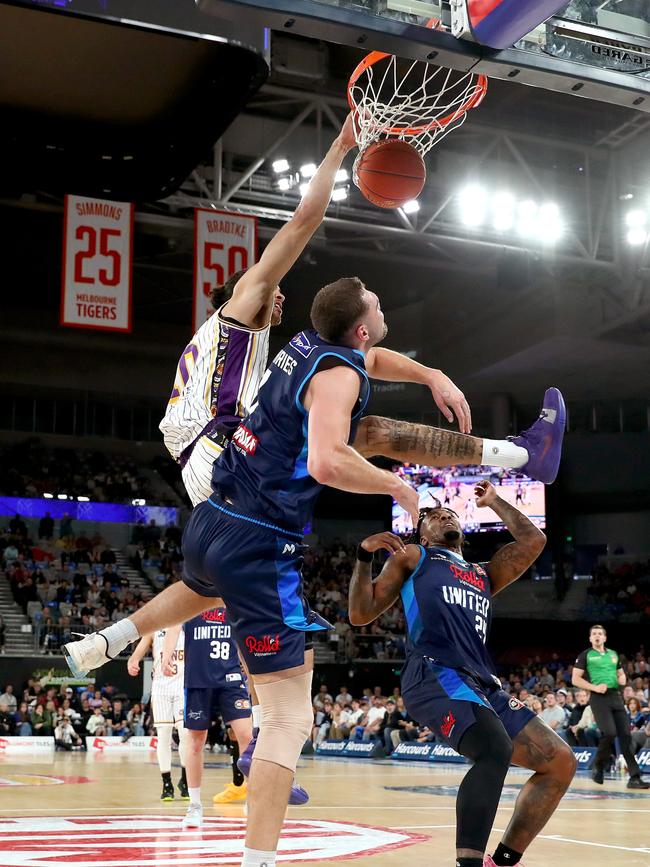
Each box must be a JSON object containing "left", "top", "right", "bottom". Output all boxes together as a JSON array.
[
  {"left": 132, "top": 498, "right": 146, "bottom": 506},
  {"left": 272, "top": 158, "right": 290, "bottom": 174},
  {"left": 277, "top": 176, "right": 291, "bottom": 192},
  {"left": 77, "top": 496, "right": 90, "bottom": 502},
  {"left": 299, "top": 182, "right": 310, "bottom": 197},
  {"left": 538, "top": 202, "right": 563, "bottom": 241},
  {"left": 300, "top": 162, "right": 317, "bottom": 179},
  {"left": 335, "top": 169, "right": 349, "bottom": 183},
  {"left": 331, "top": 187, "right": 348, "bottom": 202},
  {"left": 516, "top": 199, "right": 538, "bottom": 237},
  {"left": 57, "top": 494, "right": 68, "bottom": 500},
  {"left": 402, "top": 199, "right": 420, "bottom": 214},
  {"left": 492, "top": 192, "right": 515, "bottom": 232},
  {"left": 459, "top": 185, "right": 486, "bottom": 227},
  {"left": 626, "top": 209, "right": 647, "bottom": 229},
  {"left": 627, "top": 227, "right": 648, "bottom": 246},
  {"left": 43, "top": 493, "right": 53, "bottom": 499}
]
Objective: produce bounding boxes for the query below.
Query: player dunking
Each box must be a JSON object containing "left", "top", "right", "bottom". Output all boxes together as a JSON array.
[
  {"left": 63, "top": 279, "right": 566, "bottom": 866},
  {"left": 349, "top": 482, "right": 576, "bottom": 867},
  {"left": 181, "top": 606, "right": 254, "bottom": 829},
  {"left": 127, "top": 627, "right": 189, "bottom": 801}
]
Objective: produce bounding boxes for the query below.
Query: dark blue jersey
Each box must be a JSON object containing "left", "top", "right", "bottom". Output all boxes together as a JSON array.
[
  {"left": 401, "top": 545, "right": 498, "bottom": 687},
  {"left": 212, "top": 329, "right": 370, "bottom": 532},
  {"left": 183, "top": 607, "right": 243, "bottom": 689}
]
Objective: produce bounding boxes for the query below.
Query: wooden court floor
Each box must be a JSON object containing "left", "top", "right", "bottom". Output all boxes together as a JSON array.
[{"left": 1, "top": 751, "right": 649, "bottom": 866}]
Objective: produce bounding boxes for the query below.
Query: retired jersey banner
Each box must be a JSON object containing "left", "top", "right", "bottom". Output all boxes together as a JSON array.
[
  {"left": 61, "top": 194, "right": 133, "bottom": 332},
  {"left": 193, "top": 208, "right": 257, "bottom": 333}
]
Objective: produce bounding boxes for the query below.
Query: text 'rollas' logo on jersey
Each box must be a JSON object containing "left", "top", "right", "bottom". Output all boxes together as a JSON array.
[
  {"left": 232, "top": 424, "right": 259, "bottom": 455},
  {"left": 202, "top": 608, "right": 226, "bottom": 623},
  {"left": 449, "top": 564, "right": 485, "bottom": 591},
  {"left": 245, "top": 634, "right": 281, "bottom": 656}
]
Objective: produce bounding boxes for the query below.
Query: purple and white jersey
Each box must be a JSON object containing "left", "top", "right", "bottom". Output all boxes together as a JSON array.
[{"left": 159, "top": 304, "right": 270, "bottom": 466}]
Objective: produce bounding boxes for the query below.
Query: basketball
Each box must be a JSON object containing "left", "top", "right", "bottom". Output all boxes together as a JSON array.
[{"left": 354, "top": 140, "right": 426, "bottom": 209}]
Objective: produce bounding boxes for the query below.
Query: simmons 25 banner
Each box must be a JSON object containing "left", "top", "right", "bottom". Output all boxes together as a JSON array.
[
  {"left": 61, "top": 194, "right": 134, "bottom": 332},
  {"left": 193, "top": 208, "right": 258, "bottom": 333}
]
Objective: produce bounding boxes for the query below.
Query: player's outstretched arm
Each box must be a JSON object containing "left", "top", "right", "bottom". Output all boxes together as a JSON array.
[
  {"left": 222, "top": 114, "right": 357, "bottom": 329},
  {"left": 365, "top": 348, "right": 472, "bottom": 433},
  {"left": 353, "top": 415, "right": 483, "bottom": 465},
  {"left": 348, "top": 533, "right": 419, "bottom": 625},
  {"left": 304, "top": 365, "right": 419, "bottom": 525},
  {"left": 127, "top": 634, "right": 153, "bottom": 676},
  {"left": 478, "top": 481, "right": 546, "bottom": 595}
]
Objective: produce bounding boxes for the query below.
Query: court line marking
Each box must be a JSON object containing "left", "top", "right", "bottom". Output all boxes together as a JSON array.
[{"left": 539, "top": 834, "right": 650, "bottom": 854}]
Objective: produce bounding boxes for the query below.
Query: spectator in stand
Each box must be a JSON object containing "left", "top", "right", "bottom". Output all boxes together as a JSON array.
[
  {"left": 335, "top": 686, "right": 353, "bottom": 705},
  {"left": 0, "top": 703, "right": 16, "bottom": 735},
  {"left": 540, "top": 693, "right": 567, "bottom": 736},
  {"left": 312, "top": 700, "right": 334, "bottom": 747},
  {"left": 86, "top": 707, "right": 107, "bottom": 736},
  {"left": 385, "top": 696, "right": 419, "bottom": 750},
  {"left": 89, "top": 690, "right": 103, "bottom": 709},
  {"left": 15, "top": 701, "right": 32, "bottom": 736},
  {"left": 627, "top": 697, "right": 650, "bottom": 753},
  {"left": 107, "top": 699, "right": 128, "bottom": 736},
  {"left": 59, "top": 514, "right": 73, "bottom": 539},
  {"left": 125, "top": 702, "right": 146, "bottom": 738},
  {"left": 38, "top": 513, "right": 54, "bottom": 540},
  {"left": 330, "top": 701, "right": 353, "bottom": 741},
  {"left": 54, "top": 715, "right": 85, "bottom": 750},
  {"left": 531, "top": 698, "right": 543, "bottom": 715},
  {"left": 9, "top": 514, "right": 27, "bottom": 537},
  {"left": 0, "top": 684, "right": 17, "bottom": 713},
  {"left": 356, "top": 696, "right": 387, "bottom": 743},
  {"left": 30, "top": 703, "right": 52, "bottom": 736},
  {"left": 313, "top": 684, "right": 333, "bottom": 711}
]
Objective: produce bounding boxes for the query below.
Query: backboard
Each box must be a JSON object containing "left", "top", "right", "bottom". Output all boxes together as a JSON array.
[{"left": 197, "top": 0, "right": 650, "bottom": 112}]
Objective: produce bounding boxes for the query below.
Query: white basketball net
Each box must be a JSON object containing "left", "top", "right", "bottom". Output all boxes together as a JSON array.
[{"left": 349, "top": 53, "right": 487, "bottom": 159}]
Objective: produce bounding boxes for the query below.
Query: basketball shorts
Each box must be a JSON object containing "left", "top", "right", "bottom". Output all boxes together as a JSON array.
[
  {"left": 151, "top": 687, "right": 184, "bottom": 727},
  {"left": 182, "top": 496, "right": 331, "bottom": 675},
  {"left": 184, "top": 682, "right": 252, "bottom": 730},
  {"left": 182, "top": 436, "right": 225, "bottom": 508},
  {"left": 401, "top": 655, "right": 535, "bottom": 752}
]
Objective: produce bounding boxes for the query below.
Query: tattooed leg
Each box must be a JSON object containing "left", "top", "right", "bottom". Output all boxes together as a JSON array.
[
  {"left": 499, "top": 717, "right": 576, "bottom": 854},
  {"left": 354, "top": 415, "right": 483, "bottom": 465}
]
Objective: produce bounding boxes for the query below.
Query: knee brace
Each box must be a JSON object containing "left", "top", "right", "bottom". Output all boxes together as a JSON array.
[{"left": 253, "top": 670, "right": 313, "bottom": 772}]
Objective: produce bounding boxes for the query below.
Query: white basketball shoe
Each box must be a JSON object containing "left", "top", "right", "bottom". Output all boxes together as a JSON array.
[
  {"left": 62, "top": 632, "right": 113, "bottom": 677},
  {"left": 182, "top": 803, "right": 203, "bottom": 829}
]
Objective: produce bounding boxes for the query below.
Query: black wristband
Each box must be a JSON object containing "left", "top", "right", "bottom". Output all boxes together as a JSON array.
[{"left": 356, "top": 545, "right": 374, "bottom": 563}]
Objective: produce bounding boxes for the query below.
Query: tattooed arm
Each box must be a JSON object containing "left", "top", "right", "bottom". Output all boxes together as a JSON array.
[
  {"left": 477, "top": 481, "right": 546, "bottom": 596},
  {"left": 348, "top": 533, "right": 419, "bottom": 626},
  {"left": 353, "top": 415, "right": 483, "bottom": 466}
]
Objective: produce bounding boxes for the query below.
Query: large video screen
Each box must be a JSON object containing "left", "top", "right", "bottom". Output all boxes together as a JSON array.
[{"left": 392, "top": 465, "right": 546, "bottom": 536}]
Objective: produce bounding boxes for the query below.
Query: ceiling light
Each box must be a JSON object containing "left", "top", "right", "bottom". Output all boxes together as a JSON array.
[
  {"left": 335, "top": 169, "right": 349, "bottom": 183},
  {"left": 57, "top": 494, "right": 68, "bottom": 500},
  {"left": 300, "top": 163, "right": 317, "bottom": 179},
  {"left": 402, "top": 199, "right": 420, "bottom": 214},
  {"left": 538, "top": 202, "right": 563, "bottom": 241},
  {"left": 517, "top": 199, "right": 538, "bottom": 237},
  {"left": 272, "top": 158, "right": 290, "bottom": 174},
  {"left": 626, "top": 209, "right": 647, "bottom": 228},
  {"left": 331, "top": 187, "right": 348, "bottom": 202},
  {"left": 77, "top": 496, "right": 90, "bottom": 502},
  {"left": 43, "top": 493, "right": 53, "bottom": 499},
  {"left": 492, "top": 192, "right": 515, "bottom": 232},
  {"left": 459, "top": 185, "right": 487, "bottom": 227},
  {"left": 132, "top": 498, "right": 146, "bottom": 506},
  {"left": 277, "top": 177, "right": 291, "bottom": 192},
  {"left": 627, "top": 227, "right": 648, "bottom": 246}
]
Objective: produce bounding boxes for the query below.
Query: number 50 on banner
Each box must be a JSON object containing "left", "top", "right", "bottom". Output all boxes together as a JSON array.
[
  {"left": 193, "top": 209, "right": 258, "bottom": 333},
  {"left": 61, "top": 194, "right": 134, "bottom": 332}
]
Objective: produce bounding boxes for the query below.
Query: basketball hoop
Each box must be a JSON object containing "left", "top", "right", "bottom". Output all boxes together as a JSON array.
[{"left": 347, "top": 18, "right": 487, "bottom": 167}]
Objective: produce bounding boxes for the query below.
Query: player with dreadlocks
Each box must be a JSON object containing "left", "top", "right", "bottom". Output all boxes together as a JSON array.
[{"left": 349, "top": 481, "right": 576, "bottom": 867}]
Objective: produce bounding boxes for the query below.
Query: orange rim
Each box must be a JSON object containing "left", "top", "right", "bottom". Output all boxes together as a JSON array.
[{"left": 347, "top": 18, "right": 488, "bottom": 137}]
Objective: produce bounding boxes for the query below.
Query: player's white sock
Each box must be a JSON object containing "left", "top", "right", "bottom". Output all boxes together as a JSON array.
[
  {"left": 241, "top": 847, "right": 276, "bottom": 866},
  {"left": 252, "top": 705, "right": 262, "bottom": 730},
  {"left": 188, "top": 786, "right": 201, "bottom": 805},
  {"left": 481, "top": 439, "right": 528, "bottom": 470},
  {"left": 98, "top": 618, "right": 140, "bottom": 657}
]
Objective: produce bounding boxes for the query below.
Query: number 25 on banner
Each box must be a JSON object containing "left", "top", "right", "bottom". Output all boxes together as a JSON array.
[
  {"left": 193, "top": 209, "right": 258, "bottom": 333},
  {"left": 61, "top": 194, "right": 134, "bottom": 332}
]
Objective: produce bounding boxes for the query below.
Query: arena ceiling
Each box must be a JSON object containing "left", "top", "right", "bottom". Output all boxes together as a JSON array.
[{"left": 2, "top": 26, "right": 650, "bottom": 411}]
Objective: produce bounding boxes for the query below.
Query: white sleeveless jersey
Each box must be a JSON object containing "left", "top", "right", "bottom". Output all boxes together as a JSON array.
[
  {"left": 151, "top": 628, "right": 185, "bottom": 696},
  {"left": 159, "top": 304, "right": 270, "bottom": 463}
]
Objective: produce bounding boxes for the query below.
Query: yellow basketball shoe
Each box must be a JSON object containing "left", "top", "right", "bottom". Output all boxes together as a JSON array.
[{"left": 213, "top": 782, "right": 247, "bottom": 804}]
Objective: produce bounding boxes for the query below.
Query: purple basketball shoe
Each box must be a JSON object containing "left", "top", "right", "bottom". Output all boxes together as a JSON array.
[
  {"left": 238, "top": 735, "right": 310, "bottom": 805},
  {"left": 509, "top": 387, "right": 566, "bottom": 484}
]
